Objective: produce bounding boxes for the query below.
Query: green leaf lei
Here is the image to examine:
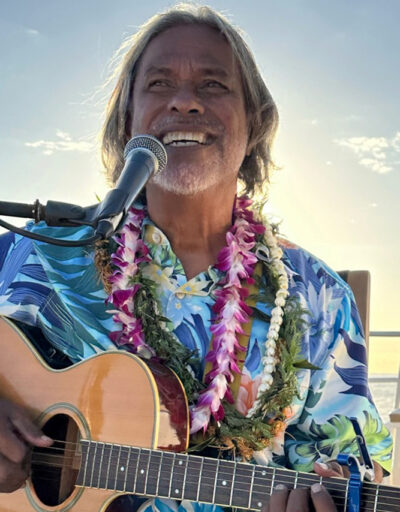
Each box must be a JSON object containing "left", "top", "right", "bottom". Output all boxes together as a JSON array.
[
  {"left": 123, "top": 242, "right": 312, "bottom": 459},
  {"left": 95, "top": 214, "right": 313, "bottom": 459}
]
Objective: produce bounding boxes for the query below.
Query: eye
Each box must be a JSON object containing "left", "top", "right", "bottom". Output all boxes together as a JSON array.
[
  {"left": 203, "top": 80, "right": 227, "bottom": 89},
  {"left": 148, "top": 79, "right": 170, "bottom": 88}
]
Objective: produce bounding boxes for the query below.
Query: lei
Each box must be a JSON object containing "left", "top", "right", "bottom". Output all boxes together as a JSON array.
[{"left": 101, "top": 197, "right": 311, "bottom": 458}]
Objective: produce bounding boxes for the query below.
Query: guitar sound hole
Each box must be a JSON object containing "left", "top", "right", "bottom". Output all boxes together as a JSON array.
[{"left": 31, "top": 413, "right": 81, "bottom": 506}]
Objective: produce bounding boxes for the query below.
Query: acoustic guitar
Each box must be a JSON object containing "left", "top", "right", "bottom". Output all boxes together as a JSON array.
[{"left": 0, "top": 316, "right": 397, "bottom": 512}]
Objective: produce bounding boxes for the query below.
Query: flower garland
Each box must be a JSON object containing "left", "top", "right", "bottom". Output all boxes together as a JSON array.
[{"left": 100, "top": 197, "right": 311, "bottom": 457}]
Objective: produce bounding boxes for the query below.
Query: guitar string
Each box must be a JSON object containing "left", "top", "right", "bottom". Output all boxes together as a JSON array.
[
  {"left": 28, "top": 443, "right": 396, "bottom": 500},
  {"left": 29, "top": 442, "right": 391, "bottom": 487},
  {"left": 29, "top": 448, "right": 392, "bottom": 489},
  {"left": 28, "top": 450, "right": 400, "bottom": 508},
  {"left": 29, "top": 455, "right": 400, "bottom": 506}
]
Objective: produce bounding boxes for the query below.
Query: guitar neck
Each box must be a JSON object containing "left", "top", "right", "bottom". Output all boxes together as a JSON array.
[{"left": 77, "top": 440, "right": 398, "bottom": 511}]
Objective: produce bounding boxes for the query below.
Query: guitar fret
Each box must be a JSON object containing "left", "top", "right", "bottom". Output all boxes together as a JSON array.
[
  {"left": 229, "top": 461, "right": 237, "bottom": 507},
  {"left": 145, "top": 450, "right": 160, "bottom": 496},
  {"left": 182, "top": 454, "right": 202, "bottom": 502},
  {"left": 158, "top": 451, "right": 175, "bottom": 498},
  {"left": 92, "top": 442, "right": 106, "bottom": 488},
  {"left": 168, "top": 453, "right": 177, "bottom": 498},
  {"left": 293, "top": 471, "right": 299, "bottom": 489},
  {"left": 344, "top": 478, "right": 349, "bottom": 509},
  {"left": 135, "top": 448, "right": 150, "bottom": 495},
  {"left": 114, "top": 445, "right": 122, "bottom": 490},
  {"left": 212, "top": 459, "right": 220, "bottom": 504},
  {"left": 81, "top": 440, "right": 90, "bottom": 487},
  {"left": 132, "top": 448, "right": 141, "bottom": 494},
  {"left": 115, "top": 446, "right": 130, "bottom": 491},
  {"left": 96, "top": 442, "right": 105, "bottom": 488},
  {"left": 105, "top": 443, "right": 113, "bottom": 489},
  {"left": 106, "top": 444, "right": 119, "bottom": 490},
  {"left": 231, "top": 462, "right": 253, "bottom": 509},
  {"left": 155, "top": 451, "right": 163, "bottom": 497},
  {"left": 181, "top": 454, "right": 189, "bottom": 498},
  {"left": 270, "top": 467, "right": 276, "bottom": 494},
  {"left": 144, "top": 449, "right": 153, "bottom": 495},
  {"left": 197, "top": 457, "right": 204, "bottom": 502},
  {"left": 124, "top": 447, "right": 137, "bottom": 493},
  {"left": 171, "top": 453, "right": 187, "bottom": 499},
  {"left": 373, "top": 483, "right": 379, "bottom": 511},
  {"left": 97, "top": 443, "right": 112, "bottom": 489},
  {"left": 198, "top": 458, "right": 218, "bottom": 504},
  {"left": 252, "top": 465, "right": 272, "bottom": 509},
  {"left": 247, "top": 465, "right": 255, "bottom": 509},
  {"left": 214, "top": 460, "right": 234, "bottom": 507},
  {"left": 83, "top": 441, "right": 97, "bottom": 487},
  {"left": 76, "top": 440, "right": 89, "bottom": 487},
  {"left": 89, "top": 442, "right": 98, "bottom": 487}
]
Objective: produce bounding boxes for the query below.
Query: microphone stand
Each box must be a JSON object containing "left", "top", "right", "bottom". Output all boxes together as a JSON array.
[{"left": 0, "top": 198, "right": 119, "bottom": 247}]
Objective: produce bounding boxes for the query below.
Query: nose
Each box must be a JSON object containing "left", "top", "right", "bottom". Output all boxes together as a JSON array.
[{"left": 167, "top": 85, "right": 205, "bottom": 115}]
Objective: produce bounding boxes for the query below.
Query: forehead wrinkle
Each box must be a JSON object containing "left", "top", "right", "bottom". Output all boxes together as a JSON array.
[{"left": 142, "top": 54, "right": 235, "bottom": 79}]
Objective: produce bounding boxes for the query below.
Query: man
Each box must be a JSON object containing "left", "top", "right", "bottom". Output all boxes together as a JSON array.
[{"left": 0, "top": 4, "right": 392, "bottom": 512}]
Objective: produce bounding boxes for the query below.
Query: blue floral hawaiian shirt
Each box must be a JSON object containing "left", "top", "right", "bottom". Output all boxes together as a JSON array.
[{"left": 0, "top": 214, "right": 393, "bottom": 512}]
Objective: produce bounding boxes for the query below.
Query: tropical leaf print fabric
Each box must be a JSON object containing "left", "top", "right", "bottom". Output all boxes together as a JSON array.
[{"left": 0, "top": 217, "right": 393, "bottom": 512}]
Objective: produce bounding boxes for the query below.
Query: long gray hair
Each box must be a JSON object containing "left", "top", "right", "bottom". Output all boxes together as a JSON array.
[{"left": 101, "top": 3, "right": 279, "bottom": 197}]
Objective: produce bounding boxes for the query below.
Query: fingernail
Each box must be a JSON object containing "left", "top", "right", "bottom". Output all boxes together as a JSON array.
[
  {"left": 311, "top": 483, "right": 322, "bottom": 494},
  {"left": 41, "top": 435, "right": 52, "bottom": 442},
  {"left": 317, "top": 462, "right": 329, "bottom": 470},
  {"left": 274, "top": 484, "right": 286, "bottom": 491}
]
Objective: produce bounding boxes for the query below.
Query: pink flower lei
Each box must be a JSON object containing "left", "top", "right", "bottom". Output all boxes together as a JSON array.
[{"left": 107, "top": 197, "right": 280, "bottom": 435}]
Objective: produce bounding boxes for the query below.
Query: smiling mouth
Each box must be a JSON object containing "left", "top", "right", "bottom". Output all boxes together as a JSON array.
[{"left": 161, "top": 131, "right": 212, "bottom": 147}]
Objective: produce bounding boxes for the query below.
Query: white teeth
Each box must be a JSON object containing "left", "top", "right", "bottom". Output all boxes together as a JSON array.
[
  {"left": 162, "top": 131, "right": 207, "bottom": 145},
  {"left": 169, "top": 141, "right": 200, "bottom": 147}
]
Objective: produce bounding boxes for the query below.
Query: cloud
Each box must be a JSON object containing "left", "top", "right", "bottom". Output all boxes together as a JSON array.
[
  {"left": 25, "top": 130, "right": 94, "bottom": 155},
  {"left": 25, "top": 28, "right": 40, "bottom": 36},
  {"left": 334, "top": 132, "right": 400, "bottom": 174}
]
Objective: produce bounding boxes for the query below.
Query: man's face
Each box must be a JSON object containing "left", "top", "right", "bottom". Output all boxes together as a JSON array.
[{"left": 130, "top": 24, "right": 249, "bottom": 195}]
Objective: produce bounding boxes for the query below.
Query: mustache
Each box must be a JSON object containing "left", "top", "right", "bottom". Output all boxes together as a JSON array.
[{"left": 150, "top": 116, "right": 224, "bottom": 135}]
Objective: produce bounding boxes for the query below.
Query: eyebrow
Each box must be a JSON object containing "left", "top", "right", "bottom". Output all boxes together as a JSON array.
[{"left": 144, "top": 65, "right": 230, "bottom": 80}]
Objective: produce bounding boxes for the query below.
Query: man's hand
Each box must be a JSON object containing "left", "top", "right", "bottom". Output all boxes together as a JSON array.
[
  {"left": 0, "top": 399, "right": 53, "bottom": 493},
  {"left": 264, "top": 483, "right": 337, "bottom": 512},
  {"left": 314, "top": 459, "right": 384, "bottom": 483}
]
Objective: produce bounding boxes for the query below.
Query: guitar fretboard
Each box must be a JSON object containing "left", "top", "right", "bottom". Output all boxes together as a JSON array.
[{"left": 76, "top": 440, "right": 399, "bottom": 511}]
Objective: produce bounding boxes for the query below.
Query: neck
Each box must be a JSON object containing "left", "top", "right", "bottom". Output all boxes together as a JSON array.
[{"left": 145, "top": 181, "right": 237, "bottom": 278}]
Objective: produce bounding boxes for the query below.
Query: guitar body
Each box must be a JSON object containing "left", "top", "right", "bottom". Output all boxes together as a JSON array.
[{"left": 0, "top": 317, "right": 189, "bottom": 512}]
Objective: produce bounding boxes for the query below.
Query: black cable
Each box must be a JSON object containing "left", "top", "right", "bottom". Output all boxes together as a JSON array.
[{"left": 0, "top": 218, "right": 102, "bottom": 247}]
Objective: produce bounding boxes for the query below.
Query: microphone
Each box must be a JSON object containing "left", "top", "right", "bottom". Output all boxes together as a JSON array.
[{"left": 95, "top": 134, "right": 167, "bottom": 238}]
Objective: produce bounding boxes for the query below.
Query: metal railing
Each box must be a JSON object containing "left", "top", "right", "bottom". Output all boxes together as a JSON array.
[
  {"left": 369, "top": 331, "right": 400, "bottom": 410},
  {"left": 368, "top": 331, "right": 400, "bottom": 485}
]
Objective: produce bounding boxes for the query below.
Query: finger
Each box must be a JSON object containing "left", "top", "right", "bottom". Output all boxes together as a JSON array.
[
  {"left": 0, "top": 417, "right": 30, "bottom": 464},
  {"left": 314, "top": 461, "right": 344, "bottom": 478},
  {"left": 0, "top": 405, "right": 52, "bottom": 463},
  {"left": 311, "top": 483, "right": 337, "bottom": 511},
  {"left": 11, "top": 415, "right": 53, "bottom": 447},
  {"left": 264, "top": 484, "right": 289, "bottom": 512},
  {"left": 286, "top": 487, "right": 309, "bottom": 511},
  {"left": 0, "top": 453, "right": 29, "bottom": 493}
]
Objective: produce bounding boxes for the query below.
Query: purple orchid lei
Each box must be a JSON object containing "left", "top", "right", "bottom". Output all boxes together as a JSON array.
[{"left": 107, "top": 197, "right": 271, "bottom": 435}]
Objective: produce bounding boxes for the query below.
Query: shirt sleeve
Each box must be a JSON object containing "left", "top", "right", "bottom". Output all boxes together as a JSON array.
[
  {"left": 282, "top": 247, "right": 393, "bottom": 475},
  {"left": 0, "top": 229, "right": 51, "bottom": 326}
]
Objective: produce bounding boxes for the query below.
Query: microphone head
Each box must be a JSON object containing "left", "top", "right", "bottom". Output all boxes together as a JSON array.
[{"left": 124, "top": 135, "right": 167, "bottom": 174}]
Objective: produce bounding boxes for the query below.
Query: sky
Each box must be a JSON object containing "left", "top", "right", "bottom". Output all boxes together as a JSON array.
[{"left": 0, "top": 1, "right": 399, "bottom": 372}]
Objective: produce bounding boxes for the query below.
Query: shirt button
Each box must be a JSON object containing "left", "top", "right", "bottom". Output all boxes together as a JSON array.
[{"left": 152, "top": 232, "right": 162, "bottom": 244}]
